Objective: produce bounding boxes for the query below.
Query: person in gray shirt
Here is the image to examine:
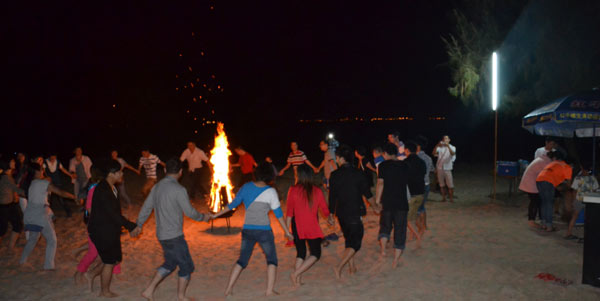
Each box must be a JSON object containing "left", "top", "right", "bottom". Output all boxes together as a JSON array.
[
  {"left": 0, "top": 160, "right": 26, "bottom": 252},
  {"left": 133, "top": 158, "right": 211, "bottom": 301}
]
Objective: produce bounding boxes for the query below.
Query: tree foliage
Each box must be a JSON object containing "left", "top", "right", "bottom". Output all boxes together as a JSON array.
[{"left": 443, "top": 0, "right": 600, "bottom": 115}]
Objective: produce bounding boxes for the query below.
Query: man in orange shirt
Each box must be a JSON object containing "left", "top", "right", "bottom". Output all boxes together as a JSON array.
[
  {"left": 535, "top": 150, "right": 572, "bottom": 232},
  {"left": 232, "top": 146, "right": 258, "bottom": 186}
]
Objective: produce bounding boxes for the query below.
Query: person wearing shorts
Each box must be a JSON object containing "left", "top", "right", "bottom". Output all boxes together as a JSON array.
[
  {"left": 329, "top": 145, "right": 374, "bottom": 279},
  {"left": 376, "top": 143, "right": 410, "bottom": 268},
  {"left": 135, "top": 158, "right": 211, "bottom": 300},
  {"left": 212, "top": 163, "right": 293, "bottom": 296},
  {"left": 86, "top": 160, "right": 137, "bottom": 298},
  {"left": 433, "top": 135, "right": 456, "bottom": 202}
]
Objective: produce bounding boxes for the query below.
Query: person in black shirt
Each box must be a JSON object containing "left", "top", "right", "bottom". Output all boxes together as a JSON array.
[
  {"left": 404, "top": 141, "right": 427, "bottom": 243},
  {"left": 376, "top": 143, "right": 409, "bottom": 268},
  {"left": 86, "top": 160, "right": 137, "bottom": 298},
  {"left": 328, "top": 145, "right": 374, "bottom": 279}
]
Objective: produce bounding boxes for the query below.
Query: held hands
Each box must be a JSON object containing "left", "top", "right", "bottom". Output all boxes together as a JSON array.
[
  {"left": 313, "top": 167, "right": 319, "bottom": 174},
  {"left": 278, "top": 170, "right": 284, "bottom": 176},
  {"left": 327, "top": 215, "right": 335, "bottom": 226},
  {"left": 202, "top": 213, "right": 212, "bottom": 222},
  {"left": 130, "top": 226, "right": 142, "bottom": 238},
  {"left": 285, "top": 232, "right": 294, "bottom": 240}
]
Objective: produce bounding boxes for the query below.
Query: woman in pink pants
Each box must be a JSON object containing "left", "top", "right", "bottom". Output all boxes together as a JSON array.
[{"left": 74, "top": 183, "right": 121, "bottom": 289}]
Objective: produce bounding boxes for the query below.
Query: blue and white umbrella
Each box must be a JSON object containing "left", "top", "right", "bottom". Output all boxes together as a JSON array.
[
  {"left": 522, "top": 88, "right": 600, "bottom": 173},
  {"left": 522, "top": 89, "right": 600, "bottom": 137}
]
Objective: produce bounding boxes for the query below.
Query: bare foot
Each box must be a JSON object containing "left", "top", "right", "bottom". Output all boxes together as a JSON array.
[
  {"left": 84, "top": 272, "right": 94, "bottom": 292},
  {"left": 392, "top": 257, "right": 404, "bottom": 269},
  {"left": 349, "top": 266, "right": 357, "bottom": 275},
  {"left": 265, "top": 290, "right": 279, "bottom": 296},
  {"left": 290, "top": 272, "right": 299, "bottom": 287},
  {"left": 528, "top": 221, "right": 541, "bottom": 229},
  {"left": 224, "top": 288, "right": 233, "bottom": 296},
  {"left": 98, "top": 291, "right": 119, "bottom": 298},
  {"left": 177, "top": 296, "right": 194, "bottom": 301},
  {"left": 74, "top": 271, "right": 84, "bottom": 285},
  {"left": 333, "top": 267, "right": 342, "bottom": 280},
  {"left": 141, "top": 289, "right": 154, "bottom": 300}
]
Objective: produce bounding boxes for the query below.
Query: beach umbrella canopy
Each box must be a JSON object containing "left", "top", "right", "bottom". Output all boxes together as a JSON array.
[{"left": 522, "top": 89, "right": 600, "bottom": 137}]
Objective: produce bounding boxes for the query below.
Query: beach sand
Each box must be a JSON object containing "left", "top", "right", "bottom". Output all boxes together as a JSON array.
[{"left": 1, "top": 164, "right": 599, "bottom": 300}]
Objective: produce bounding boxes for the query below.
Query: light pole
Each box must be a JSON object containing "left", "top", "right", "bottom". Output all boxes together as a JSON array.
[{"left": 492, "top": 51, "right": 498, "bottom": 201}]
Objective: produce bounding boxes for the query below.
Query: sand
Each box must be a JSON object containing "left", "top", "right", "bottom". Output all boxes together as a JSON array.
[{"left": 1, "top": 165, "right": 599, "bottom": 300}]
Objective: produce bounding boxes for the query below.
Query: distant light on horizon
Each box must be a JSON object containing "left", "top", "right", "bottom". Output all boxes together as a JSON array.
[{"left": 492, "top": 51, "right": 498, "bottom": 111}]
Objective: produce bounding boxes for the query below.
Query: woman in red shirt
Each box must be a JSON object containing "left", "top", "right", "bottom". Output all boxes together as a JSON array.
[{"left": 286, "top": 165, "right": 330, "bottom": 287}]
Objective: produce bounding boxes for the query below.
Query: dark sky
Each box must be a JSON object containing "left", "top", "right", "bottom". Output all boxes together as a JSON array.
[{"left": 4, "top": 1, "right": 455, "bottom": 155}]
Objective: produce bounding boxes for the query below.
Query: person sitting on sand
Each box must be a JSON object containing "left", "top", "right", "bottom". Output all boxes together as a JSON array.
[
  {"left": 565, "top": 165, "right": 598, "bottom": 239},
  {"left": 376, "top": 143, "right": 410, "bottom": 268},
  {"left": 328, "top": 145, "right": 375, "bottom": 278},
  {"left": 20, "top": 163, "right": 75, "bottom": 270},
  {"left": 134, "top": 158, "right": 211, "bottom": 301},
  {"left": 86, "top": 160, "right": 138, "bottom": 298},
  {"left": 286, "top": 165, "right": 330, "bottom": 287},
  {"left": 535, "top": 150, "right": 572, "bottom": 232},
  {"left": 519, "top": 152, "right": 553, "bottom": 228},
  {"left": 212, "top": 162, "right": 293, "bottom": 296}
]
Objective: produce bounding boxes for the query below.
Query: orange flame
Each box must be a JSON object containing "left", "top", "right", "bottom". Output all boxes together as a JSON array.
[{"left": 209, "top": 123, "right": 235, "bottom": 213}]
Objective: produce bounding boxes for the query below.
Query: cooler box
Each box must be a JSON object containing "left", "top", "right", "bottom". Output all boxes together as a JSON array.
[{"left": 497, "top": 161, "right": 519, "bottom": 177}]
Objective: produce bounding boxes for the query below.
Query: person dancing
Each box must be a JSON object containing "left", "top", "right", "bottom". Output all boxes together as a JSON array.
[{"left": 286, "top": 165, "right": 330, "bottom": 287}]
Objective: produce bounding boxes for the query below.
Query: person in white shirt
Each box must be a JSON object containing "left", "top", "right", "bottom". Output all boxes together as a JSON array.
[
  {"left": 179, "top": 141, "right": 210, "bottom": 199},
  {"left": 534, "top": 137, "right": 557, "bottom": 160},
  {"left": 68, "top": 147, "right": 93, "bottom": 204},
  {"left": 433, "top": 135, "right": 456, "bottom": 202}
]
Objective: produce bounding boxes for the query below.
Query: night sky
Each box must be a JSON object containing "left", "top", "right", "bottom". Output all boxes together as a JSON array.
[{"left": 5, "top": 1, "right": 457, "bottom": 159}]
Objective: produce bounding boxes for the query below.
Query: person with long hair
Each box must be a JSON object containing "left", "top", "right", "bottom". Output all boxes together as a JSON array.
[
  {"left": 212, "top": 163, "right": 293, "bottom": 296},
  {"left": 286, "top": 165, "right": 330, "bottom": 287},
  {"left": 86, "top": 160, "right": 137, "bottom": 297}
]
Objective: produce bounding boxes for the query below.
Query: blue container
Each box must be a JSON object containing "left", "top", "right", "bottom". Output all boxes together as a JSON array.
[{"left": 497, "top": 161, "right": 519, "bottom": 176}]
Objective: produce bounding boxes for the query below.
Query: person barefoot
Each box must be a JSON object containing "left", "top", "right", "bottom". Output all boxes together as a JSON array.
[
  {"left": 213, "top": 163, "right": 293, "bottom": 297},
  {"left": 86, "top": 160, "right": 137, "bottom": 298},
  {"left": 376, "top": 144, "right": 410, "bottom": 268},
  {"left": 285, "top": 165, "right": 330, "bottom": 288},
  {"left": 135, "top": 159, "right": 211, "bottom": 301},
  {"left": 328, "top": 146, "right": 373, "bottom": 280}
]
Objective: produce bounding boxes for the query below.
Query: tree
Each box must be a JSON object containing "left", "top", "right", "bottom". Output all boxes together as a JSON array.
[{"left": 444, "top": 0, "right": 600, "bottom": 115}]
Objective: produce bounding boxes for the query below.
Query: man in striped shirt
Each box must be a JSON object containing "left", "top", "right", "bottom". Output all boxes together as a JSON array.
[
  {"left": 278, "top": 142, "right": 318, "bottom": 184},
  {"left": 138, "top": 148, "right": 166, "bottom": 198}
]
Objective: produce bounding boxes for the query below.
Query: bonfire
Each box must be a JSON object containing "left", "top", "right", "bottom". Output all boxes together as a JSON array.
[{"left": 208, "top": 122, "right": 235, "bottom": 214}]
